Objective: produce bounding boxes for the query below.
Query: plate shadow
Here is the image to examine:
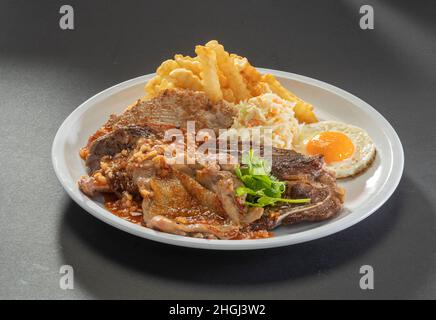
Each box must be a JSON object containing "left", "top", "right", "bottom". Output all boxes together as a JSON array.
[{"left": 58, "top": 175, "right": 435, "bottom": 298}]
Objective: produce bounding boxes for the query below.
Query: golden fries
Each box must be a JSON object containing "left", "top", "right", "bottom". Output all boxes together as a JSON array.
[
  {"left": 169, "top": 68, "right": 202, "bottom": 91},
  {"left": 156, "top": 77, "right": 174, "bottom": 92},
  {"left": 195, "top": 45, "right": 222, "bottom": 103},
  {"left": 293, "top": 101, "right": 318, "bottom": 124},
  {"left": 233, "top": 55, "right": 262, "bottom": 83},
  {"left": 222, "top": 87, "right": 236, "bottom": 103},
  {"left": 144, "top": 75, "right": 163, "bottom": 98},
  {"left": 206, "top": 40, "right": 250, "bottom": 101},
  {"left": 174, "top": 54, "right": 201, "bottom": 75},
  {"left": 143, "top": 40, "right": 318, "bottom": 123},
  {"left": 217, "top": 68, "right": 229, "bottom": 88},
  {"left": 156, "top": 59, "right": 179, "bottom": 77}
]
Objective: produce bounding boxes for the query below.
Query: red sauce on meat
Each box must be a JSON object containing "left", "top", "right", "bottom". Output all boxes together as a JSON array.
[
  {"left": 80, "top": 126, "right": 113, "bottom": 160},
  {"left": 233, "top": 230, "right": 273, "bottom": 239},
  {"left": 103, "top": 194, "right": 273, "bottom": 239},
  {"left": 103, "top": 194, "right": 142, "bottom": 225}
]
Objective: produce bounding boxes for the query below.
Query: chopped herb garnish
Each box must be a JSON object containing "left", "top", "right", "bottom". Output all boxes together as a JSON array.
[{"left": 235, "top": 149, "right": 311, "bottom": 207}]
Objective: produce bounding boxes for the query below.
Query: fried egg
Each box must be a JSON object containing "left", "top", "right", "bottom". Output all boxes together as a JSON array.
[{"left": 295, "top": 121, "right": 376, "bottom": 178}]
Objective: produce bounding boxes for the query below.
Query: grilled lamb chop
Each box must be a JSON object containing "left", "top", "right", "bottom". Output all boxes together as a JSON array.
[{"left": 259, "top": 149, "right": 344, "bottom": 229}]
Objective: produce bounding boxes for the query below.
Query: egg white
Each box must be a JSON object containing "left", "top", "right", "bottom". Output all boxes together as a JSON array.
[{"left": 295, "top": 121, "right": 376, "bottom": 178}]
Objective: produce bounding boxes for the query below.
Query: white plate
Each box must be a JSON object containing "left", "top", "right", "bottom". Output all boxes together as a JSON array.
[{"left": 52, "top": 68, "right": 404, "bottom": 250}]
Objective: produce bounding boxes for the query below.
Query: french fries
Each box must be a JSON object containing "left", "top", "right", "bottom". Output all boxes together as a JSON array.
[
  {"left": 143, "top": 40, "right": 318, "bottom": 123},
  {"left": 195, "top": 45, "right": 222, "bottom": 103},
  {"left": 156, "top": 59, "right": 179, "bottom": 77},
  {"left": 206, "top": 40, "right": 250, "bottom": 101},
  {"left": 144, "top": 75, "right": 163, "bottom": 98},
  {"left": 174, "top": 54, "right": 201, "bottom": 75},
  {"left": 169, "top": 68, "right": 202, "bottom": 91},
  {"left": 222, "top": 87, "right": 236, "bottom": 103}
]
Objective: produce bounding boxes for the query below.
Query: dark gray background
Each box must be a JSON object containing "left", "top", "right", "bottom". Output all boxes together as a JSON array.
[{"left": 1, "top": 0, "right": 435, "bottom": 299}]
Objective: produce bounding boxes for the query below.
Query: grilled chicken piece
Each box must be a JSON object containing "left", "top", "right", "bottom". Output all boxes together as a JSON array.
[
  {"left": 170, "top": 161, "right": 264, "bottom": 226},
  {"left": 147, "top": 216, "right": 238, "bottom": 239},
  {"left": 171, "top": 169, "right": 227, "bottom": 217},
  {"left": 142, "top": 176, "right": 238, "bottom": 239}
]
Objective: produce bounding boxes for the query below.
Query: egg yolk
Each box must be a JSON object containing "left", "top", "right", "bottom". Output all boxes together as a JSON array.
[{"left": 306, "top": 131, "right": 355, "bottom": 164}]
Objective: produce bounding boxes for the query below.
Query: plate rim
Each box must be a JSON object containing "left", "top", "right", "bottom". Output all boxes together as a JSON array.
[{"left": 52, "top": 68, "right": 404, "bottom": 250}]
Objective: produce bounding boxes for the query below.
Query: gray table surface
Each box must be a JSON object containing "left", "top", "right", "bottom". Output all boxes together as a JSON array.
[{"left": 1, "top": 0, "right": 435, "bottom": 299}]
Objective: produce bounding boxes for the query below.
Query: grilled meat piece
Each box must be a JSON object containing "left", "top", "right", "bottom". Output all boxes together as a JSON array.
[
  {"left": 170, "top": 161, "right": 265, "bottom": 226},
  {"left": 81, "top": 89, "right": 236, "bottom": 168},
  {"left": 82, "top": 89, "right": 236, "bottom": 157},
  {"left": 78, "top": 175, "right": 111, "bottom": 197},
  {"left": 270, "top": 148, "right": 325, "bottom": 179},
  {"left": 265, "top": 148, "right": 345, "bottom": 228},
  {"left": 205, "top": 144, "right": 345, "bottom": 228},
  {"left": 147, "top": 215, "right": 238, "bottom": 239},
  {"left": 86, "top": 126, "right": 159, "bottom": 173},
  {"left": 230, "top": 147, "right": 344, "bottom": 229},
  {"left": 115, "top": 89, "right": 236, "bottom": 131},
  {"left": 78, "top": 89, "right": 345, "bottom": 239},
  {"left": 142, "top": 175, "right": 239, "bottom": 239}
]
